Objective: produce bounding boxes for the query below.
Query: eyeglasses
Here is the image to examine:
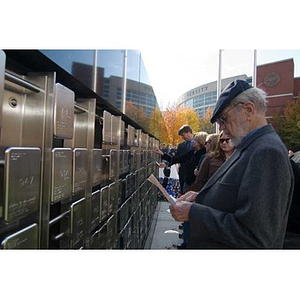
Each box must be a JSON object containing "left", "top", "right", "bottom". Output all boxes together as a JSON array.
[
  {"left": 220, "top": 138, "right": 230, "bottom": 144},
  {"left": 205, "top": 140, "right": 212, "bottom": 145},
  {"left": 216, "top": 102, "right": 244, "bottom": 125}
]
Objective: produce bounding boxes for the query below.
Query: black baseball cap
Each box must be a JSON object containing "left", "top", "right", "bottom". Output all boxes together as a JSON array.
[{"left": 210, "top": 79, "right": 253, "bottom": 123}]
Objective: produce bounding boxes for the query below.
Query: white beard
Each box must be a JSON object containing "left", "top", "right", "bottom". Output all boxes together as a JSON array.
[
  {"left": 230, "top": 120, "right": 249, "bottom": 147},
  {"left": 230, "top": 135, "right": 245, "bottom": 147}
]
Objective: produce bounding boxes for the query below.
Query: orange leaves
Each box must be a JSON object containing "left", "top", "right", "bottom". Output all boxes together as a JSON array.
[{"left": 163, "top": 106, "right": 200, "bottom": 145}]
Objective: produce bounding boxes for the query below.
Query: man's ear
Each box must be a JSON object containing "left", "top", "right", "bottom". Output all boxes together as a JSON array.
[{"left": 243, "top": 101, "right": 255, "bottom": 118}]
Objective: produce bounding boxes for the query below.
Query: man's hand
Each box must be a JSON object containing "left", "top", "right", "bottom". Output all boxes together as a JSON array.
[
  {"left": 154, "top": 147, "right": 164, "bottom": 156},
  {"left": 177, "top": 191, "right": 198, "bottom": 203},
  {"left": 169, "top": 201, "right": 193, "bottom": 222}
]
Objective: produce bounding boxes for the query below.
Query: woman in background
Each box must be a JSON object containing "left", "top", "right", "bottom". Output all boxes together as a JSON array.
[
  {"left": 190, "top": 131, "right": 235, "bottom": 192},
  {"left": 194, "top": 133, "right": 219, "bottom": 178}
]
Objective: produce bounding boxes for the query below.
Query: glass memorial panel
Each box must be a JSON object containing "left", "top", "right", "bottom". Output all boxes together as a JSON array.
[
  {"left": 91, "top": 190, "right": 100, "bottom": 231},
  {"left": 103, "top": 110, "right": 112, "bottom": 144},
  {"left": 53, "top": 83, "right": 74, "bottom": 139},
  {"left": 93, "top": 149, "right": 102, "bottom": 186},
  {"left": 1, "top": 223, "right": 38, "bottom": 249},
  {"left": 70, "top": 197, "right": 85, "bottom": 247},
  {"left": 51, "top": 148, "right": 72, "bottom": 203},
  {"left": 72, "top": 148, "right": 88, "bottom": 194},
  {"left": 100, "top": 185, "right": 109, "bottom": 223},
  {"left": 4, "top": 147, "right": 41, "bottom": 223}
]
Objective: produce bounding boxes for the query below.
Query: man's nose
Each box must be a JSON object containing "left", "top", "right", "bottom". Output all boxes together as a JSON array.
[{"left": 219, "top": 123, "right": 225, "bottom": 131}]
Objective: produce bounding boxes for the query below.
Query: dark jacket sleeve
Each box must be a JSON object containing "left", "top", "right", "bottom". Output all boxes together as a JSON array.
[{"left": 162, "top": 149, "right": 194, "bottom": 166}]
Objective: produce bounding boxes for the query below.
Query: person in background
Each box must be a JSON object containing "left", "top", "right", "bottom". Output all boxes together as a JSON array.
[
  {"left": 194, "top": 133, "right": 219, "bottom": 178},
  {"left": 190, "top": 131, "right": 235, "bottom": 192},
  {"left": 175, "top": 125, "right": 194, "bottom": 194},
  {"left": 155, "top": 132, "right": 207, "bottom": 192},
  {"left": 169, "top": 144, "right": 177, "bottom": 157},
  {"left": 155, "top": 131, "right": 207, "bottom": 248},
  {"left": 289, "top": 145, "right": 300, "bottom": 164},
  {"left": 169, "top": 79, "right": 294, "bottom": 249},
  {"left": 284, "top": 145, "right": 300, "bottom": 248}
]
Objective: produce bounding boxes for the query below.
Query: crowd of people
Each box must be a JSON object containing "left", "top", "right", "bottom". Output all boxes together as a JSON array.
[{"left": 155, "top": 79, "right": 299, "bottom": 249}]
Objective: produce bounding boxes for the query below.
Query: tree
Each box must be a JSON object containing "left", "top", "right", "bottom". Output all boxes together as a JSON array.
[
  {"left": 163, "top": 105, "right": 200, "bottom": 145},
  {"left": 125, "top": 101, "right": 149, "bottom": 131},
  {"left": 199, "top": 107, "right": 217, "bottom": 134},
  {"left": 148, "top": 107, "right": 168, "bottom": 143},
  {"left": 272, "top": 97, "right": 300, "bottom": 150}
]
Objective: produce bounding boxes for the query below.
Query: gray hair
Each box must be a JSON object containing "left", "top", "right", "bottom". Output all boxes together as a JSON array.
[{"left": 231, "top": 87, "right": 268, "bottom": 115}]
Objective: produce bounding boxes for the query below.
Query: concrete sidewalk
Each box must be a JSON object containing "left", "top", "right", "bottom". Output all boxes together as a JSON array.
[{"left": 145, "top": 201, "right": 182, "bottom": 250}]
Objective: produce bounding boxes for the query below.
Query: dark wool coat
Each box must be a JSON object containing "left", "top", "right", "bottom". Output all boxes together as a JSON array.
[
  {"left": 162, "top": 147, "right": 206, "bottom": 186},
  {"left": 188, "top": 125, "right": 294, "bottom": 249},
  {"left": 176, "top": 140, "right": 193, "bottom": 190}
]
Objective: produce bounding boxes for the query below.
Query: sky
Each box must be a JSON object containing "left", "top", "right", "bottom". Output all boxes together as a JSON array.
[
  {"left": 141, "top": 49, "right": 300, "bottom": 110},
  {"left": 2, "top": 1, "right": 299, "bottom": 113}
]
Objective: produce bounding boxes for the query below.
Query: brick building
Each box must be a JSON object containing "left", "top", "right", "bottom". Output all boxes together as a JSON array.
[{"left": 256, "top": 58, "right": 300, "bottom": 118}]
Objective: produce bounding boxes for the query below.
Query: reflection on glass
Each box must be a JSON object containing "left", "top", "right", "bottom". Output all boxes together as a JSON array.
[{"left": 41, "top": 49, "right": 159, "bottom": 132}]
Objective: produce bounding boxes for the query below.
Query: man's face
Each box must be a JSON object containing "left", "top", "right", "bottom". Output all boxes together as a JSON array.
[
  {"left": 217, "top": 103, "right": 249, "bottom": 146},
  {"left": 180, "top": 132, "right": 192, "bottom": 141}
]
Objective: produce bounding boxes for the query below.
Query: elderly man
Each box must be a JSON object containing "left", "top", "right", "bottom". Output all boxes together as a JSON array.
[{"left": 170, "top": 79, "right": 294, "bottom": 248}]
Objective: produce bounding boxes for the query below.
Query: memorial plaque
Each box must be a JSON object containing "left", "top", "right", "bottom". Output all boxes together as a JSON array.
[
  {"left": 72, "top": 148, "right": 88, "bottom": 194},
  {"left": 54, "top": 83, "right": 74, "bottom": 139},
  {"left": 108, "top": 182, "right": 117, "bottom": 214},
  {"left": 0, "top": 51, "right": 5, "bottom": 129},
  {"left": 143, "top": 133, "right": 149, "bottom": 149},
  {"left": 133, "top": 130, "right": 139, "bottom": 147},
  {"left": 125, "top": 174, "right": 130, "bottom": 199},
  {"left": 98, "top": 223, "right": 107, "bottom": 249},
  {"left": 103, "top": 110, "right": 112, "bottom": 144},
  {"left": 117, "top": 205, "right": 123, "bottom": 231},
  {"left": 1, "top": 223, "right": 38, "bottom": 249},
  {"left": 109, "top": 149, "right": 118, "bottom": 180},
  {"left": 140, "top": 167, "right": 145, "bottom": 183},
  {"left": 120, "top": 120, "right": 125, "bottom": 146},
  {"left": 4, "top": 147, "right": 41, "bottom": 223},
  {"left": 117, "top": 179, "right": 123, "bottom": 207},
  {"left": 123, "top": 150, "right": 129, "bottom": 174},
  {"left": 119, "top": 150, "right": 124, "bottom": 175},
  {"left": 100, "top": 185, "right": 109, "bottom": 223},
  {"left": 149, "top": 137, "right": 154, "bottom": 149},
  {"left": 91, "top": 190, "right": 100, "bottom": 231},
  {"left": 106, "top": 214, "right": 116, "bottom": 249},
  {"left": 70, "top": 197, "right": 85, "bottom": 247},
  {"left": 127, "top": 125, "right": 135, "bottom": 147},
  {"left": 136, "top": 151, "right": 141, "bottom": 169},
  {"left": 51, "top": 148, "right": 72, "bottom": 204},
  {"left": 142, "top": 150, "right": 148, "bottom": 167},
  {"left": 131, "top": 191, "right": 137, "bottom": 212},
  {"left": 111, "top": 115, "right": 119, "bottom": 145},
  {"left": 93, "top": 149, "right": 102, "bottom": 186}
]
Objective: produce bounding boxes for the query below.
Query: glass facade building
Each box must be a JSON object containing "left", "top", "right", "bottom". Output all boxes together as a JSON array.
[
  {"left": 41, "top": 50, "right": 158, "bottom": 118},
  {"left": 177, "top": 74, "right": 252, "bottom": 118}
]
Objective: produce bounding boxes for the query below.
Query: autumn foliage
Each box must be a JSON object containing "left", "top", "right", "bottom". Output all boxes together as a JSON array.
[
  {"left": 125, "top": 101, "right": 149, "bottom": 130},
  {"left": 162, "top": 106, "right": 200, "bottom": 145},
  {"left": 272, "top": 97, "right": 300, "bottom": 149},
  {"left": 125, "top": 101, "right": 217, "bottom": 147},
  {"left": 147, "top": 107, "right": 168, "bottom": 142}
]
